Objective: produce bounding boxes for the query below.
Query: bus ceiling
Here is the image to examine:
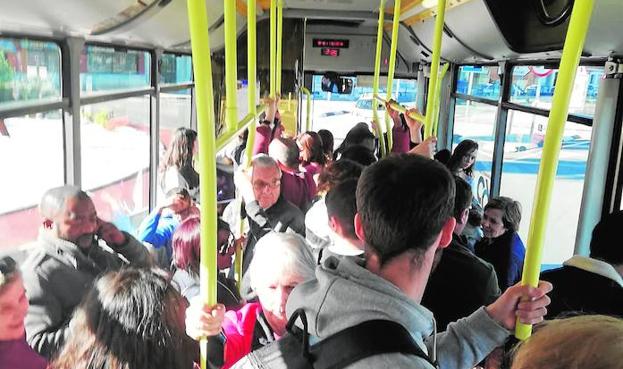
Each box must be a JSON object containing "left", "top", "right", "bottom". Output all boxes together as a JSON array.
[{"left": 0, "top": 0, "right": 622, "bottom": 61}]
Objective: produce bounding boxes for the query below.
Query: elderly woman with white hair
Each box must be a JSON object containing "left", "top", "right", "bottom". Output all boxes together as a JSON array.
[{"left": 186, "top": 232, "right": 316, "bottom": 369}]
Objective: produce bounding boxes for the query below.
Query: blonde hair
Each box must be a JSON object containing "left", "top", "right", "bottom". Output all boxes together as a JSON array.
[{"left": 511, "top": 315, "right": 623, "bottom": 369}]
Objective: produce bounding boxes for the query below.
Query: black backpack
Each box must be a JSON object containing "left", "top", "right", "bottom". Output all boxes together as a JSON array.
[{"left": 251, "top": 308, "right": 439, "bottom": 369}]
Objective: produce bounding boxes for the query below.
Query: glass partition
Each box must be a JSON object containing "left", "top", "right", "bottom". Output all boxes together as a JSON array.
[{"left": 80, "top": 45, "right": 151, "bottom": 94}]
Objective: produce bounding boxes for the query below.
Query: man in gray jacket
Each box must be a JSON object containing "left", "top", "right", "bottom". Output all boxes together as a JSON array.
[
  {"left": 21, "top": 185, "right": 152, "bottom": 359},
  {"left": 226, "top": 154, "right": 551, "bottom": 369}
]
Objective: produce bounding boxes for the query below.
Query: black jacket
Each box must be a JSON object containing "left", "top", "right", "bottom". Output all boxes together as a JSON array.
[
  {"left": 540, "top": 256, "right": 623, "bottom": 319},
  {"left": 422, "top": 234, "right": 501, "bottom": 331}
]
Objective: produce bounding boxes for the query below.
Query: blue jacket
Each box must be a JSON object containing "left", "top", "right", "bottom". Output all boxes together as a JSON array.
[{"left": 475, "top": 231, "right": 525, "bottom": 291}]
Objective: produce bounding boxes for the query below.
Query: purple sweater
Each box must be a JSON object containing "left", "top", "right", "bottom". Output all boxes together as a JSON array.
[{"left": 0, "top": 338, "right": 47, "bottom": 369}]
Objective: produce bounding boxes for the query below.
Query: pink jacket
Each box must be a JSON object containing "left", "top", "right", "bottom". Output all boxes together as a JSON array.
[{"left": 221, "top": 302, "right": 264, "bottom": 368}]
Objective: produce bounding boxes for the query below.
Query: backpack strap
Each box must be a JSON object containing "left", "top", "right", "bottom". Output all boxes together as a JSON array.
[{"left": 310, "top": 319, "right": 438, "bottom": 369}]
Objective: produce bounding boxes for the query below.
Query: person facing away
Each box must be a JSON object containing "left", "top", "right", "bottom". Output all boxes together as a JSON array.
[
  {"left": 49, "top": 268, "right": 197, "bottom": 369},
  {"left": 234, "top": 154, "right": 305, "bottom": 295},
  {"left": 269, "top": 137, "right": 317, "bottom": 212},
  {"left": 540, "top": 210, "right": 623, "bottom": 318},
  {"left": 510, "top": 315, "right": 623, "bottom": 369},
  {"left": 305, "top": 159, "right": 364, "bottom": 250},
  {"left": 185, "top": 232, "right": 316, "bottom": 369},
  {"left": 223, "top": 154, "right": 552, "bottom": 369},
  {"left": 171, "top": 216, "right": 243, "bottom": 310},
  {"left": 421, "top": 177, "right": 501, "bottom": 331},
  {"left": 137, "top": 187, "right": 199, "bottom": 269},
  {"left": 21, "top": 185, "right": 152, "bottom": 358},
  {"left": 0, "top": 257, "right": 47, "bottom": 369},
  {"left": 317, "top": 129, "right": 334, "bottom": 163},
  {"left": 321, "top": 178, "right": 365, "bottom": 262},
  {"left": 475, "top": 196, "right": 526, "bottom": 291},
  {"left": 160, "top": 127, "right": 200, "bottom": 203}
]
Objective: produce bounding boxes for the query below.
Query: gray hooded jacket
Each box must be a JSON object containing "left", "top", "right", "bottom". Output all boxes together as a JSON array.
[{"left": 232, "top": 257, "right": 510, "bottom": 369}]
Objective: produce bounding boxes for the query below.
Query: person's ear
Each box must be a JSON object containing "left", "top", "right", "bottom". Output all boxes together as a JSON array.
[
  {"left": 328, "top": 215, "right": 340, "bottom": 233},
  {"left": 42, "top": 218, "right": 54, "bottom": 230},
  {"left": 438, "top": 217, "right": 456, "bottom": 249},
  {"left": 354, "top": 213, "right": 365, "bottom": 242},
  {"left": 461, "top": 208, "right": 469, "bottom": 225}
]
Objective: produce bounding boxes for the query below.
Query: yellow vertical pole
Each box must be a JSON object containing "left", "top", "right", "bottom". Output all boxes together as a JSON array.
[
  {"left": 432, "top": 63, "right": 449, "bottom": 137},
  {"left": 276, "top": 0, "right": 284, "bottom": 96},
  {"left": 270, "top": 0, "right": 277, "bottom": 98},
  {"left": 384, "top": 0, "right": 401, "bottom": 152},
  {"left": 225, "top": 0, "right": 238, "bottom": 134},
  {"left": 424, "top": 0, "right": 446, "bottom": 138},
  {"left": 302, "top": 87, "right": 312, "bottom": 132},
  {"left": 236, "top": 0, "right": 259, "bottom": 289},
  {"left": 515, "top": 0, "right": 595, "bottom": 340},
  {"left": 187, "top": 0, "right": 218, "bottom": 367},
  {"left": 372, "top": 0, "right": 387, "bottom": 157}
]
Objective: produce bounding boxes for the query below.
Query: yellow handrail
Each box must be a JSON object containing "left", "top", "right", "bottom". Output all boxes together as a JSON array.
[
  {"left": 186, "top": 0, "right": 218, "bottom": 367},
  {"left": 372, "top": 0, "right": 388, "bottom": 157},
  {"left": 432, "top": 63, "right": 449, "bottom": 137},
  {"left": 423, "top": 0, "right": 446, "bottom": 138},
  {"left": 225, "top": 0, "right": 238, "bottom": 134},
  {"left": 301, "top": 87, "right": 312, "bottom": 132},
  {"left": 374, "top": 94, "right": 425, "bottom": 122},
  {"left": 515, "top": 0, "right": 595, "bottom": 340},
  {"left": 216, "top": 105, "right": 267, "bottom": 151},
  {"left": 276, "top": 0, "right": 284, "bottom": 95},
  {"left": 269, "top": 0, "right": 276, "bottom": 98},
  {"left": 384, "top": 0, "right": 401, "bottom": 152}
]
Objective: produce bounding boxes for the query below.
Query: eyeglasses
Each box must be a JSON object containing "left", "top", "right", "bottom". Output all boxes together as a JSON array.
[{"left": 252, "top": 179, "right": 281, "bottom": 192}]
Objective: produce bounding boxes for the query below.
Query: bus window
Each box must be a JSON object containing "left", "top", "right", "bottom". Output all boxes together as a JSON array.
[
  {"left": 510, "top": 66, "right": 603, "bottom": 118},
  {"left": 456, "top": 65, "right": 501, "bottom": 101},
  {"left": 452, "top": 98, "right": 498, "bottom": 205},
  {"left": 80, "top": 46, "right": 151, "bottom": 94},
  {"left": 500, "top": 112, "right": 592, "bottom": 267},
  {"left": 160, "top": 54, "right": 192, "bottom": 85},
  {"left": 0, "top": 38, "right": 61, "bottom": 107},
  {"left": 310, "top": 74, "right": 416, "bottom": 148},
  {"left": 0, "top": 110, "right": 64, "bottom": 251},
  {"left": 80, "top": 97, "right": 151, "bottom": 234}
]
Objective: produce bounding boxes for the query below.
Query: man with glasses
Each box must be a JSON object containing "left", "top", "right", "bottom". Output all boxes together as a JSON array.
[
  {"left": 21, "top": 186, "right": 151, "bottom": 359},
  {"left": 234, "top": 154, "right": 305, "bottom": 295}
]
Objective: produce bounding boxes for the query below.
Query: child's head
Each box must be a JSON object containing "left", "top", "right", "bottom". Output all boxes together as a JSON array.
[{"left": 0, "top": 257, "right": 29, "bottom": 340}]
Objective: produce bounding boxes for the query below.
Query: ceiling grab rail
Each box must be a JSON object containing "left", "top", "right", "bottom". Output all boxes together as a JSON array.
[
  {"left": 372, "top": 0, "right": 388, "bottom": 157},
  {"left": 515, "top": 0, "right": 594, "bottom": 340},
  {"left": 423, "top": 0, "right": 447, "bottom": 139},
  {"left": 186, "top": 0, "right": 218, "bottom": 367},
  {"left": 384, "top": 0, "right": 402, "bottom": 153}
]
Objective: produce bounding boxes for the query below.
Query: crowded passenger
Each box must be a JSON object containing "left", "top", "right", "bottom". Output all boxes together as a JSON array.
[
  {"left": 317, "top": 129, "right": 334, "bottom": 162},
  {"left": 185, "top": 232, "right": 316, "bottom": 369},
  {"left": 297, "top": 131, "right": 327, "bottom": 178},
  {"left": 448, "top": 139, "right": 479, "bottom": 185},
  {"left": 321, "top": 178, "right": 364, "bottom": 261},
  {"left": 422, "top": 177, "right": 501, "bottom": 331},
  {"left": 0, "top": 257, "right": 47, "bottom": 369},
  {"left": 540, "top": 210, "right": 623, "bottom": 318},
  {"left": 232, "top": 155, "right": 305, "bottom": 295},
  {"left": 171, "top": 216, "right": 243, "bottom": 309},
  {"left": 211, "top": 154, "right": 551, "bottom": 369},
  {"left": 160, "top": 127, "right": 200, "bottom": 203},
  {"left": 434, "top": 148, "right": 451, "bottom": 166},
  {"left": 253, "top": 96, "right": 284, "bottom": 156},
  {"left": 49, "top": 268, "right": 197, "bottom": 369},
  {"left": 385, "top": 103, "right": 423, "bottom": 153},
  {"left": 137, "top": 187, "right": 199, "bottom": 268},
  {"left": 268, "top": 137, "right": 317, "bottom": 211},
  {"left": 333, "top": 123, "right": 376, "bottom": 161},
  {"left": 475, "top": 196, "right": 526, "bottom": 291},
  {"left": 21, "top": 185, "right": 152, "bottom": 358},
  {"left": 305, "top": 159, "right": 364, "bottom": 249},
  {"left": 510, "top": 315, "right": 623, "bottom": 369}
]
